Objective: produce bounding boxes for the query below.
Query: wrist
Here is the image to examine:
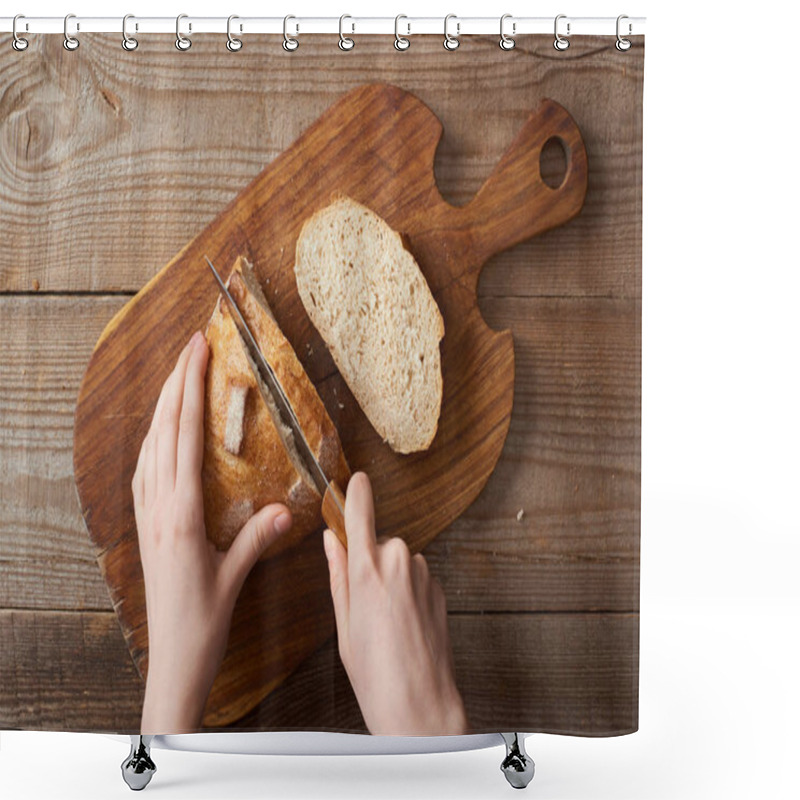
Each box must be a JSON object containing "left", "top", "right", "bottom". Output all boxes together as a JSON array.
[
  {"left": 439, "top": 688, "right": 470, "bottom": 735},
  {"left": 141, "top": 665, "right": 209, "bottom": 734},
  {"left": 141, "top": 685, "right": 205, "bottom": 734}
]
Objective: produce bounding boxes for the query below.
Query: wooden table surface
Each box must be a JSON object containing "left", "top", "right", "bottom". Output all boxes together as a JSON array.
[{"left": 0, "top": 34, "right": 642, "bottom": 735}]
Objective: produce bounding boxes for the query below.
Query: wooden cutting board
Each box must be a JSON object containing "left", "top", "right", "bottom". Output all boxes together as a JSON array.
[{"left": 73, "top": 82, "right": 587, "bottom": 728}]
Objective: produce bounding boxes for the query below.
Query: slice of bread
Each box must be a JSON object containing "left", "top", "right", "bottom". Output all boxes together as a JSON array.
[
  {"left": 202, "top": 256, "right": 350, "bottom": 560},
  {"left": 294, "top": 195, "right": 444, "bottom": 454}
]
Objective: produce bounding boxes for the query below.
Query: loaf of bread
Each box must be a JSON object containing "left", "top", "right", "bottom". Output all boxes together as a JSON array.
[
  {"left": 202, "top": 255, "right": 350, "bottom": 560},
  {"left": 294, "top": 195, "right": 444, "bottom": 454}
]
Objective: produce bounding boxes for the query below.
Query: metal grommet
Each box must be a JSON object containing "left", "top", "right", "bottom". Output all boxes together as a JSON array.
[
  {"left": 499, "top": 13, "right": 515, "bottom": 50},
  {"left": 283, "top": 15, "right": 298, "bottom": 51},
  {"left": 227, "top": 15, "right": 242, "bottom": 51},
  {"left": 339, "top": 14, "right": 354, "bottom": 51},
  {"left": 12, "top": 15, "right": 29, "bottom": 51},
  {"left": 443, "top": 14, "right": 459, "bottom": 50},
  {"left": 616, "top": 14, "right": 632, "bottom": 51},
  {"left": 554, "top": 14, "right": 570, "bottom": 51},
  {"left": 394, "top": 14, "right": 410, "bottom": 51},
  {"left": 175, "top": 13, "right": 192, "bottom": 51},
  {"left": 122, "top": 14, "right": 139, "bottom": 51},
  {"left": 63, "top": 13, "right": 79, "bottom": 51}
]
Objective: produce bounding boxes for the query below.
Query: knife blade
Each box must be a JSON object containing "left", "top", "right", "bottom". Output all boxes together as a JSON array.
[{"left": 204, "top": 255, "right": 348, "bottom": 548}]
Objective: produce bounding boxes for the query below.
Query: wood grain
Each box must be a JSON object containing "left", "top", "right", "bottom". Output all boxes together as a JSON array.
[
  {"left": 0, "top": 295, "right": 639, "bottom": 613},
  {"left": 0, "top": 610, "right": 143, "bottom": 732},
  {"left": 72, "top": 83, "right": 588, "bottom": 726},
  {"left": 232, "top": 611, "right": 640, "bottom": 735},
  {"left": 0, "top": 35, "right": 642, "bottom": 299},
  {"left": 0, "top": 35, "right": 643, "bottom": 734},
  {"left": 0, "top": 610, "right": 637, "bottom": 735}
]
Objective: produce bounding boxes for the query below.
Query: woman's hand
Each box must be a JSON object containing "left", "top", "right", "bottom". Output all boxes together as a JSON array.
[
  {"left": 323, "top": 472, "right": 469, "bottom": 735},
  {"left": 133, "top": 330, "right": 292, "bottom": 734}
]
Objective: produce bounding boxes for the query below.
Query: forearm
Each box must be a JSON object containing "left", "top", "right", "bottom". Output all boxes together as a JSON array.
[
  {"left": 140, "top": 667, "right": 208, "bottom": 734},
  {"left": 440, "top": 689, "right": 470, "bottom": 736}
]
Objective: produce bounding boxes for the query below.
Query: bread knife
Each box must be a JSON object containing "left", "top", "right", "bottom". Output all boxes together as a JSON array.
[{"left": 204, "top": 255, "right": 348, "bottom": 549}]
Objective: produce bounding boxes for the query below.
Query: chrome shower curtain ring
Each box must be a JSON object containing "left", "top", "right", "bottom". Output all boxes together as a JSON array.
[
  {"left": 283, "top": 15, "right": 298, "bottom": 51},
  {"left": 12, "top": 15, "right": 29, "bottom": 51},
  {"left": 339, "top": 15, "right": 354, "bottom": 51},
  {"left": 616, "top": 15, "right": 632, "bottom": 51},
  {"left": 394, "top": 15, "right": 410, "bottom": 51},
  {"left": 176, "top": 14, "right": 192, "bottom": 51},
  {"left": 443, "top": 14, "right": 460, "bottom": 50},
  {"left": 554, "top": 14, "right": 570, "bottom": 51},
  {"left": 227, "top": 15, "right": 243, "bottom": 51},
  {"left": 499, "top": 14, "right": 516, "bottom": 50},
  {"left": 63, "top": 13, "right": 79, "bottom": 51},
  {"left": 122, "top": 14, "right": 138, "bottom": 51}
]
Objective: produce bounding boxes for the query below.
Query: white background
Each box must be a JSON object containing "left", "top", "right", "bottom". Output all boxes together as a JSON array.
[{"left": 3, "top": 1, "right": 799, "bottom": 797}]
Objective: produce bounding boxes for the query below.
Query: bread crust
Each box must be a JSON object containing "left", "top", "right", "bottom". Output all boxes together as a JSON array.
[
  {"left": 228, "top": 259, "right": 350, "bottom": 488},
  {"left": 202, "top": 256, "right": 350, "bottom": 560},
  {"left": 294, "top": 195, "right": 444, "bottom": 453}
]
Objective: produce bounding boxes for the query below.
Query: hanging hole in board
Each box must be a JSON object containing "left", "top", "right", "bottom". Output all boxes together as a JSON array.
[{"left": 540, "top": 137, "right": 568, "bottom": 190}]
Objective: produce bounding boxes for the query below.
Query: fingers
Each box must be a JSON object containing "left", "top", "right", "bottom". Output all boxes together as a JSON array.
[
  {"left": 411, "top": 552, "right": 430, "bottom": 601},
  {"left": 323, "top": 528, "right": 350, "bottom": 651},
  {"left": 144, "top": 430, "right": 157, "bottom": 516},
  {"left": 143, "top": 337, "right": 193, "bottom": 500},
  {"left": 176, "top": 332, "right": 209, "bottom": 492},
  {"left": 155, "top": 335, "right": 196, "bottom": 491},
  {"left": 344, "top": 472, "right": 378, "bottom": 576},
  {"left": 221, "top": 503, "right": 292, "bottom": 599},
  {"left": 151, "top": 338, "right": 190, "bottom": 433},
  {"left": 132, "top": 423, "right": 147, "bottom": 510}
]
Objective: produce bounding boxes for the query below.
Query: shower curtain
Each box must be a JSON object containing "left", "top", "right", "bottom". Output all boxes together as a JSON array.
[{"left": 0, "top": 29, "right": 643, "bottom": 736}]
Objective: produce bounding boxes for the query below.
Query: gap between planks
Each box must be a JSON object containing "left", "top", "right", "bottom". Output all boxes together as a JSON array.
[{"left": 0, "top": 291, "right": 637, "bottom": 299}]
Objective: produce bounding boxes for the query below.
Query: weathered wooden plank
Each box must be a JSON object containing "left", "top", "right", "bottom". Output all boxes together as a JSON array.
[
  {"left": 0, "top": 297, "right": 641, "bottom": 611},
  {"left": 0, "top": 295, "right": 638, "bottom": 613},
  {"left": 232, "top": 611, "right": 639, "bottom": 735},
  {"left": 71, "top": 85, "right": 591, "bottom": 727},
  {"left": 421, "top": 295, "right": 640, "bottom": 612},
  {"left": 0, "top": 35, "right": 640, "bottom": 737},
  {"left": 0, "top": 35, "right": 642, "bottom": 299},
  {"left": 0, "top": 610, "right": 143, "bottom": 731},
  {"left": 0, "top": 297, "right": 124, "bottom": 612},
  {"left": 0, "top": 610, "right": 637, "bottom": 735}
]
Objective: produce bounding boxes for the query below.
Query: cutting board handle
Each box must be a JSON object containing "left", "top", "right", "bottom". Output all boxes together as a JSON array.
[{"left": 459, "top": 98, "right": 588, "bottom": 268}]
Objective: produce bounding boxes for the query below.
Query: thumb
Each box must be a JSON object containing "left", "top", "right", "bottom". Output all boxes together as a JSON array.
[
  {"left": 323, "top": 528, "right": 350, "bottom": 650},
  {"left": 222, "top": 504, "right": 292, "bottom": 598}
]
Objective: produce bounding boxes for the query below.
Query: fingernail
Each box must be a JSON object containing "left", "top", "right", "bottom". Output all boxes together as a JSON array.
[
  {"left": 322, "top": 529, "right": 333, "bottom": 560},
  {"left": 190, "top": 330, "right": 203, "bottom": 350},
  {"left": 274, "top": 512, "right": 292, "bottom": 536}
]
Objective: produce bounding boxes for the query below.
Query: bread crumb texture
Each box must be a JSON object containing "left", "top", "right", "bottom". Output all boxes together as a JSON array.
[
  {"left": 202, "top": 255, "right": 350, "bottom": 560},
  {"left": 294, "top": 196, "right": 444, "bottom": 453}
]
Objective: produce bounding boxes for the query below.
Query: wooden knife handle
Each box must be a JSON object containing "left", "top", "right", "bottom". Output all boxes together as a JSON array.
[{"left": 322, "top": 481, "right": 348, "bottom": 550}]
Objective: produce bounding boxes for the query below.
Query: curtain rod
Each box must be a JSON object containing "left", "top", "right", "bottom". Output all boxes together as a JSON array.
[{"left": 1, "top": 15, "right": 646, "bottom": 38}]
